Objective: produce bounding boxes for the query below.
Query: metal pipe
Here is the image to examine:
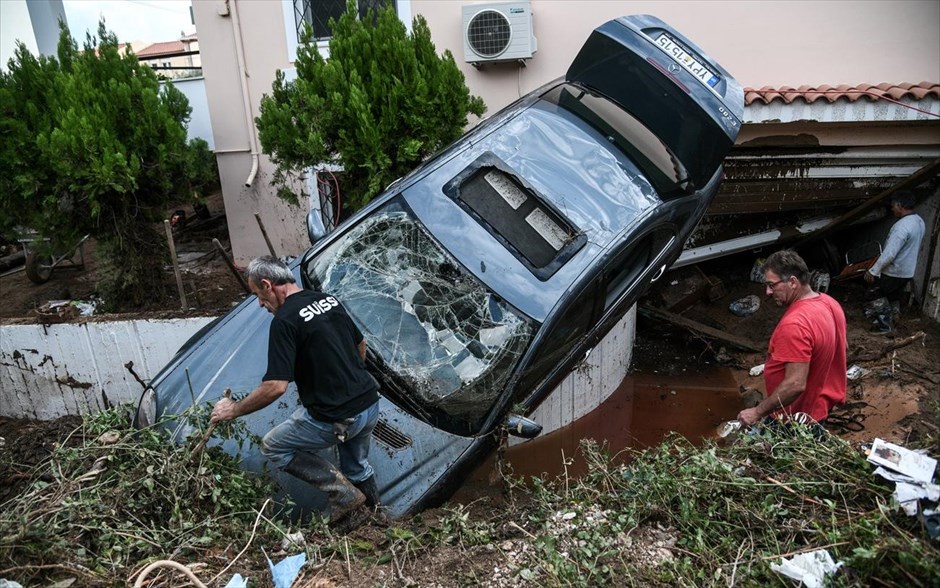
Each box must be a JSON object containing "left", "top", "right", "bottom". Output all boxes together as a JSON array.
[{"left": 228, "top": 0, "right": 260, "bottom": 187}]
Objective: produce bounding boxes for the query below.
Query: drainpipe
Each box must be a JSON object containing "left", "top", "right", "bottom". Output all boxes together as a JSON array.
[{"left": 226, "top": 0, "right": 260, "bottom": 187}]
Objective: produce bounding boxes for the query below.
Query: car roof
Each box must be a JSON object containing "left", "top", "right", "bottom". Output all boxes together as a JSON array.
[{"left": 401, "top": 90, "right": 662, "bottom": 323}]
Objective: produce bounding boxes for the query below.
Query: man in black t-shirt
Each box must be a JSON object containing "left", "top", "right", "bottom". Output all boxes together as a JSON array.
[{"left": 210, "top": 256, "right": 381, "bottom": 529}]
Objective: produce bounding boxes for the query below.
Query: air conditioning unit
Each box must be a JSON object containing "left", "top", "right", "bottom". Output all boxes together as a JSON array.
[{"left": 462, "top": 2, "right": 537, "bottom": 65}]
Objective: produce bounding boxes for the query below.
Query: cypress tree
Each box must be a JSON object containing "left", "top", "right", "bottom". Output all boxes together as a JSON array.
[
  {"left": 257, "top": 1, "right": 486, "bottom": 211},
  {"left": 0, "top": 22, "right": 201, "bottom": 310}
]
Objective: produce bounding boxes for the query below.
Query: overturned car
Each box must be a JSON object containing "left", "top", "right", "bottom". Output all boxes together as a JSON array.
[{"left": 146, "top": 15, "right": 743, "bottom": 518}]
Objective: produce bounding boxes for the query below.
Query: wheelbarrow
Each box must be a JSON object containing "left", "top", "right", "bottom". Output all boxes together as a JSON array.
[{"left": 18, "top": 232, "right": 91, "bottom": 284}]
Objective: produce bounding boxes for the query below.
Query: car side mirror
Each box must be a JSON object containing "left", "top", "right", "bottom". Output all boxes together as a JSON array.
[
  {"left": 306, "top": 210, "right": 327, "bottom": 245},
  {"left": 505, "top": 414, "right": 542, "bottom": 439}
]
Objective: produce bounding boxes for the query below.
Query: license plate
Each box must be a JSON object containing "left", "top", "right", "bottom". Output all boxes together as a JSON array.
[{"left": 654, "top": 33, "right": 720, "bottom": 89}]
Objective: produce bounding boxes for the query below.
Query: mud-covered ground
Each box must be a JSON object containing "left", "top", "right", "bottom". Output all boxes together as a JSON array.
[{"left": 2, "top": 203, "right": 938, "bottom": 586}]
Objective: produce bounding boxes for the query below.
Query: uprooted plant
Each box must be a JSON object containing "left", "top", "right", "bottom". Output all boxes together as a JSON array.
[
  {"left": 0, "top": 404, "right": 288, "bottom": 586},
  {"left": 490, "top": 429, "right": 939, "bottom": 586}
]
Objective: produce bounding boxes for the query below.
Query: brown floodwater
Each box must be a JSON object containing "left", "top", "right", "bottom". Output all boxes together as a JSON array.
[{"left": 465, "top": 367, "right": 746, "bottom": 488}]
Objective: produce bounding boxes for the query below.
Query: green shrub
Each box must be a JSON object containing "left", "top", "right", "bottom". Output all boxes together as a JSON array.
[
  {"left": 257, "top": 0, "right": 486, "bottom": 211},
  {"left": 0, "top": 22, "right": 196, "bottom": 309}
]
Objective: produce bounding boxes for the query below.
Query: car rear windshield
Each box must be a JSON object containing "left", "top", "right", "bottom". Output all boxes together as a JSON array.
[
  {"left": 303, "top": 200, "right": 534, "bottom": 435},
  {"left": 540, "top": 83, "right": 691, "bottom": 198}
]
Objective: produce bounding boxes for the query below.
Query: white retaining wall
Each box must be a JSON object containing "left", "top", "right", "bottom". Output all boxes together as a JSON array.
[{"left": 0, "top": 317, "right": 215, "bottom": 419}]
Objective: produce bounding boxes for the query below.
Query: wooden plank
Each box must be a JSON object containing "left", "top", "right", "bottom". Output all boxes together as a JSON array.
[
  {"left": 795, "top": 157, "right": 940, "bottom": 246},
  {"left": 638, "top": 304, "right": 764, "bottom": 352}
]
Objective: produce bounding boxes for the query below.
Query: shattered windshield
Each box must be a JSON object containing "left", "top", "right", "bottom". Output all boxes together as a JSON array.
[{"left": 303, "top": 200, "right": 534, "bottom": 435}]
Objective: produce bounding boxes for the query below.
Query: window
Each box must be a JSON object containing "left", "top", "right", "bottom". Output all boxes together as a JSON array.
[
  {"left": 516, "top": 283, "right": 599, "bottom": 400},
  {"left": 602, "top": 228, "right": 675, "bottom": 312},
  {"left": 542, "top": 84, "right": 692, "bottom": 198},
  {"left": 293, "top": 0, "right": 393, "bottom": 42},
  {"left": 303, "top": 200, "right": 534, "bottom": 435}
]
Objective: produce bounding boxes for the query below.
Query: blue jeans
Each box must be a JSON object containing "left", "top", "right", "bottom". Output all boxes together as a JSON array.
[{"left": 261, "top": 401, "right": 379, "bottom": 483}]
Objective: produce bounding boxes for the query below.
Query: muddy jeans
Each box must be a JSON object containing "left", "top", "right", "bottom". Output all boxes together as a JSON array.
[{"left": 261, "top": 401, "right": 379, "bottom": 483}]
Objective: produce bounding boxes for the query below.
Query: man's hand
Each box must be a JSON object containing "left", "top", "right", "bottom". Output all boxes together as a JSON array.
[
  {"left": 210, "top": 396, "right": 238, "bottom": 423},
  {"left": 737, "top": 407, "right": 763, "bottom": 426},
  {"left": 864, "top": 270, "right": 875, "bottom": 284}
]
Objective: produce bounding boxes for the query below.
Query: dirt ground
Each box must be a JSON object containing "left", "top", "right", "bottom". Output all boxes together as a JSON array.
[
  {"left": 643, "top": 256, "right": 940, "bottom": 448},
  {"left": 0, "top": 191, "right": 249, "bottom": 323}
]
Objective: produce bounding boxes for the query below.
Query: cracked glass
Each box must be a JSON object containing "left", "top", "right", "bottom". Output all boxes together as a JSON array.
[{"left": 303, "top": 200, "right": 534, "bottom": 434}]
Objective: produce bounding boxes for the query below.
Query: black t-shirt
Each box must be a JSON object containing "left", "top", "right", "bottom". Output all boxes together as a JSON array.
[{"left": 263, "top": 290, "right": 379, "bottom": 421}]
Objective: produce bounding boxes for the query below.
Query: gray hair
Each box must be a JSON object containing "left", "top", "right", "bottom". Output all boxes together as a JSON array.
[
  {"left": 246, "top": 256, "right": 295, "bottom": 286},
  {"left": 762, "top": 249, "right": 809, "bottom": 285}
]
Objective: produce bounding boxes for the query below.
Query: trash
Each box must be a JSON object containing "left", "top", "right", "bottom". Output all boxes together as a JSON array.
[
  {"left": 872, "top": 467, "right": 940, "bottom": 516},
  {"left": 925, "top": 508, "right": 940, "bottom": 540},
  {"left": 863, "top": 297, "right": 891, "bottom": 319},
  {"left": 863, "top": 296, "right": 894, "bottom": 332},
  {"left": 846, "top": 365, "right": 870, "bottom": 381},
  {"left": 749, "top": 363, "right": 765, "bottom": 376},
  {"left": 717, "top": 420, "right": 742, "bottom": 438},
  {"left": 867, "top": 438, "right": 939, "bottom": 517},
  {"left": 223, "top": 574, "right": 248, "bottom": 588},
  {"left": 280, "top": 531, "right": 306, "bottom": 551},
  {"left": 268, "top": 552, "right": 306, "bottom": 588},
  {"left": 770, "top": 549, "right": 843, "bottom": 588},
  {"left": 729, "top": 294, "right": 760, "bottom": 317},
  {"left": 749, "top": 258, "right": 766, "bottom": 283},
  {"left": 809, "top": 270, "right": 830, "bottom": 293},
  {"left": 867, "top": 438, "right": 937, "bottom": 483},
  {"left": 0, "top": 580, "right": 25, "bottom": 588}
]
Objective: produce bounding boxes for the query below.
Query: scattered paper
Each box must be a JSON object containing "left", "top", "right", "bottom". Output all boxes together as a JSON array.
[
  {"left": 873, "top": 467, "right": 940, "bottom": 516},
  {"left": 268, "top": 552, "right": 306, "bottom": 588},
  {"left": 867, "top": 438, "right": 937, "bottom": 483},
  {"left": 223, "top": 574, "right": 248, "bottom": 588},
  {"left": 749, "top": 363, "right": 765, "bottom": 377},
  {"left": 770, "top": 549, "right": 843, "bottom": 588}
]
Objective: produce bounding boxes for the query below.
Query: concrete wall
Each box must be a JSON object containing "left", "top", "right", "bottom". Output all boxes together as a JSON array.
[
  {"left": 518, "top": 306, "right": 636, "bottom": 443},
  {"left": 0, "top": 318, "right": 214, "bottom": 419},
  {"left": 192, "top": 0, "right": 309, "bottom": 264},
  {"left": 0, "top": 307, "right": 635, "bottom": 432},
  {"left": 165, "top": 76, "right": 215, "bottom": 149}
]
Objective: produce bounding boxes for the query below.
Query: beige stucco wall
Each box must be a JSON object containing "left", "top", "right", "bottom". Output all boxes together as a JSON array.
[
  {"left": 198, "top": 0, "right": 939, "bottom": 262},
  {"left": 192, "top": 0, "right": 308, "bottom": 264},
  {"left": 419, "top": 0, "right": 940, "bottom": 114}
]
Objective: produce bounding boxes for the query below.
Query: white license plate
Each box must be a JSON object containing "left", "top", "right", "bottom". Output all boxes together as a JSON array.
[{"left": 654, "top": 33, "right": 720, "bottom": 89}]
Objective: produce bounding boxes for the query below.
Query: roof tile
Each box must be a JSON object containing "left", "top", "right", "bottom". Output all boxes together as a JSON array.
[
  {"left": 743, "top": 82, "right": 939, "bottom": 105},
  {"left": 137, "top": 40, "right": 186, "bottom": 58}
]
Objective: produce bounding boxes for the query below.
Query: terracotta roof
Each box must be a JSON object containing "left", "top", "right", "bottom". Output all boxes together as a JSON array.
[
  {"left": 744, "top": 82, "right": 940, "bottom": 106},
  {"left": 137, "top": 40, "right": 186, "bottom": 58}
]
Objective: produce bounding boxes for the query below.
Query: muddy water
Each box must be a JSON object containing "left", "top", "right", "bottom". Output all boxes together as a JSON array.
[{"left": 468, "top": 368, "right": 746, "bottom": 486}]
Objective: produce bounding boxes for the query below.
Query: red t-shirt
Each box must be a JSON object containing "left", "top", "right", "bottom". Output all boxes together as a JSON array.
[{"left": 763, "top": 293, "right": 847, "bottom": 422}]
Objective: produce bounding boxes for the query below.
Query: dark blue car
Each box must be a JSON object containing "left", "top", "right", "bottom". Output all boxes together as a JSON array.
[{"left": 145, "top": 15, "right": 743, "bottom": 519}]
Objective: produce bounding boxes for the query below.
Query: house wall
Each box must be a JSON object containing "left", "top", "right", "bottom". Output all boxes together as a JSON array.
[
  {"left": 418, "top": 0, "right": 940, "bottom": 112},
  {"left": 140, "top": 40, "right": 202, "bottom": 79},
  {"left": 192, "top": 0, "right": 309, "bottom": 263}
]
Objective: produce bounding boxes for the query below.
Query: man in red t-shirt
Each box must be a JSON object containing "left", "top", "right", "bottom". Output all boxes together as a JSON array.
[{"left": 738, "top": 250, "right": 846, "bottom": 426}]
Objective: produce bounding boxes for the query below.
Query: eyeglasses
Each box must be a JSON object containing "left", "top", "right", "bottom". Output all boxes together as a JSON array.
[{"left": 764, "top": 278, "right": 787, "bottom": 290}]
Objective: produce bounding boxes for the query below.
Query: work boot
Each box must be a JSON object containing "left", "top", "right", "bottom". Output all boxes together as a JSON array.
[
  {"left": 353, "top": 475, "right": 380, "bottom": 508},
  {"left": 284, "top": 452, "right": 366, "bottom": 523},
  {"left": 330, "top": 505, "right": 373, "bottom": 534},
  {"left": 354, "top": 475, "right": 390, "bottom": 527}
]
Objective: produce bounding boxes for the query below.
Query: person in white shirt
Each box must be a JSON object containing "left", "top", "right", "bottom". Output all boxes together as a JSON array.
[{"left": 864, "top": 191, "right": 925, "bottom": 324}]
